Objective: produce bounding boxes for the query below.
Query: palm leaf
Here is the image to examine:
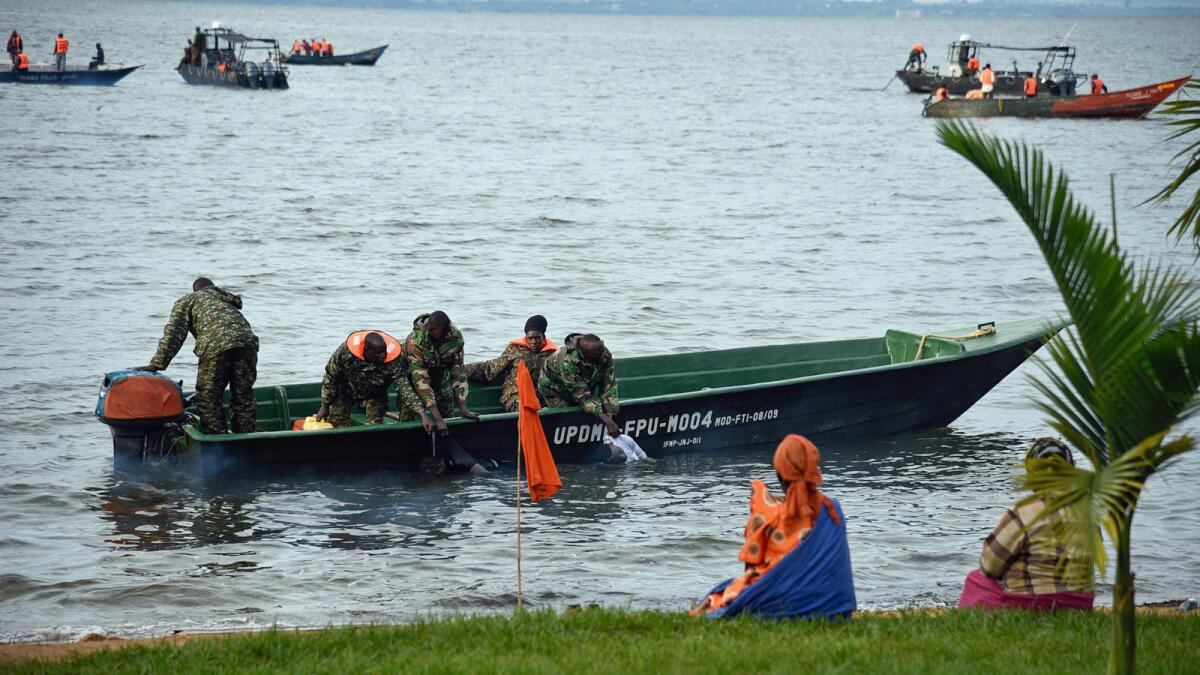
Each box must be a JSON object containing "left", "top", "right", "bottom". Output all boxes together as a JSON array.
[
  {"left": 1017, "top": 432, "right": 1193, "bottom": 582},
  {"left": 1145, "top": 78, "right": 1200, "bottom": 250}
]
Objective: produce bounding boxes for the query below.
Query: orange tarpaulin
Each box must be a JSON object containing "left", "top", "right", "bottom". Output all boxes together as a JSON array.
[{"left": 517, "top": 361, "right": 560, "bottom": 501}]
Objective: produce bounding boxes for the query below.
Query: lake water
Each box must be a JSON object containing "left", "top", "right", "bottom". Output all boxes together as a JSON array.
[{"left": 1, "top": 1, "right": 1198, "bottom": 641}]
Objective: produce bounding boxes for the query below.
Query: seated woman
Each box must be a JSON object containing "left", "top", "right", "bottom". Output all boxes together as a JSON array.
[
  {"left": 692, "top": 434, "right": 856, "bottom": 620},
  {"left": 958, "top": 438, "right": 1094, "bottom": 611},
  {"left": 464, "top": 315, "right": 557, "bottom": 412}
]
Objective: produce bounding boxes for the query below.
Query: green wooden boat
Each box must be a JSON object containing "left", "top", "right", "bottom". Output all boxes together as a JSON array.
[{"left": 106, "top": 317, "right": 1064, "bottom": 474}]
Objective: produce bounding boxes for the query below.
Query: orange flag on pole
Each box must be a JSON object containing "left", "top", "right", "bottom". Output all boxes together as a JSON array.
[{"left": 516, "top": 360, "right": 560, "bottom": 501}]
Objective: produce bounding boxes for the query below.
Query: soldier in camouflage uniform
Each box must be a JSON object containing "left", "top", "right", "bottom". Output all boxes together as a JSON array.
[
  {"left": 313, "top": 331, "right": 427, "bottom": 428},
  {"left": 403, "top": 310, "right": 479, "bottom": 435},
  {"left": 540, "top": 333, "right": 622, "bottom": 437},
  {"left": 136, "top": 278, "right": 258, "bottom": 435},
  {"left": 464, "top": 314, "right": 557, "bottom": 412}
]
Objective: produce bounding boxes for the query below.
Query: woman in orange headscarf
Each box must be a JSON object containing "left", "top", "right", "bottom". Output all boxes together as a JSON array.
[{"left": 693, "top": 434, "right": 841, "bottom": 615}]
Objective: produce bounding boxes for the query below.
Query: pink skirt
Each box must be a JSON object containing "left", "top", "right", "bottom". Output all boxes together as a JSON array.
[{"left": 958, "top": 569, "right": 1094, "bottom": 611}]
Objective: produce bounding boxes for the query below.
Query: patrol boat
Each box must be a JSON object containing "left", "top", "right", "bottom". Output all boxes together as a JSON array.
[
  {"left": 897, "top": 36, "right": 1083, "bottom": 96},
  {"left": 177, "top": 25, "right": 288, "bottom": 89},
  {"left": 0, "top": 62, "right": 141, "bottom": 85},
  {"left": 98, "top": 318, "right": 1065, "bottom": 475}
]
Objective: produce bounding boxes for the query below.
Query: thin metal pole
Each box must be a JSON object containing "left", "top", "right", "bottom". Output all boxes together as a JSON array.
[
  {"left": 515, "top": 420, "right": 523, "bottom": 610},
  {"left": 1110, "top": 173, "right": 1118, "bottom": 244}
]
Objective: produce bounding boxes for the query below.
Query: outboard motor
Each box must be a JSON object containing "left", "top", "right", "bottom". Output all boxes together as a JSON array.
[
  {"left": 95, "top": 370, "right": 190, "bottom": 472},
  {"left": 1048, "top": 69, "right": 1077, "bottom": 96}
]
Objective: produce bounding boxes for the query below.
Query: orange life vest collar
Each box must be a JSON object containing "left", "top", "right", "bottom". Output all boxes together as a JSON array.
[
  {"left": 347, "top": 330, "right": 402, "bottom": 363},
  {"left": 509, "top": 336, "right": 558, "bottom": 353}
]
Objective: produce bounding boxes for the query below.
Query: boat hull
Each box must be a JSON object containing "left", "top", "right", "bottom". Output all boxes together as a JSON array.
[
  {"left": 0, "top": 64, "right": 141, "bottom": 86},
  {"left": 897, "top": 68, "right": 1029, "bottom": 95},
  {"left": 177, "top": 64, "right": 289, "bottom": 89},
  {"left": 133, "top": 319, "right": 1063, "bottom": 475},
  {"left": 285, "top": 45, "right": 387, "bottom": 66},
  {"left": 924, "top": 76, "right": 1189, "bottom": 119}
]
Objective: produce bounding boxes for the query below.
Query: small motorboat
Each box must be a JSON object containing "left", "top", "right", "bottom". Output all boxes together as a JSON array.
[
  {"left": 98, "top": 318, "right": 1064, "bottom": 475},
  {"left": 0, "top": 62, "right": 141, "bottom": 85},
  {"left": 285, "top": 44, "right": 387, "bottom": 66},
  {"left": 177, "top": 25, "right": 288, "bottom": 90},
  {"left": 923, "top": 76, "right": 1190, "bottom": 119}
]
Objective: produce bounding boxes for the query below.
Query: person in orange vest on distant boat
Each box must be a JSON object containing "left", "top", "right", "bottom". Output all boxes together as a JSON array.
[
  {"left": 6, "top": 30, "right": 22, "bottom": 65},
  {"left": 324, "top": 40, "right": 333, "bottom": 57},
  {"left": 934, "top": 83, "right": 949, "bottom": 102},
  {"left": 52, "top": 32, "right": 68, "bottom": 71},
  {"left": 1023, "top": 74, "right": 1038, "bottom": 98},
  {"left": 979, "top": 63, "right": 995, "bottom": 99},
  {"left": 905, "top": 42, "right": 925, "bottom": 71},
  {"left": 292, "top": 39, "right": 303, "bottom": 55},
  {"left": 966, "top": 55, "right": 980, "bottom": 75},
  {"left": 14, "top": 49, "right": 28, "bottom": 72},
  {"left": 1090, "top": 74, "right": 1107, "bottom": 95}
]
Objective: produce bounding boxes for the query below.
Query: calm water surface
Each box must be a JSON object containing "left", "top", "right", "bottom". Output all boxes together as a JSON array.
[{"left": 1, "top": 1, "right": 1198, "bottom": 641}]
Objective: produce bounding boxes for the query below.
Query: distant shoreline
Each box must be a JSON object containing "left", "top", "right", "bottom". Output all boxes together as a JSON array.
[{"left": 161, "top": 0, "right": 1200, "bottom": 19}]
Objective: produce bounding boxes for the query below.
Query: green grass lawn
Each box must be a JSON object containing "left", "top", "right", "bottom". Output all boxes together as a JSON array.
[{"left": 9, "top": 608, "right": 1199, "bottom": 674}]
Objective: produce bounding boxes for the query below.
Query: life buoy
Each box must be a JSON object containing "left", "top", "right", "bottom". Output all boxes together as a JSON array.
[{"left": 347, "top": 330, "right": 402, "bottom": 362}]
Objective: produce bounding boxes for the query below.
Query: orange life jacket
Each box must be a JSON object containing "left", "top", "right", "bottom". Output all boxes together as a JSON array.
[
  {"left": 1091, "top": 77, "right": 1105, "bottom": 94},
  {"left": 11, "top": 35, "right": 21, "bottom": 51},
  {"left": 323, "top": 41, "right": 331, "bottom": 54},
  {"left": 967, "top": 56, "right": 979, "bottom": 71},
  {"left": 217, "top": 62, "right": 226, "bottom": 72},
  {"left": 509, "top": 336, "right": 558, "bottom": 353},
  {"left": 293, "top": 41, "right": 302, "bottom": 52},
  {"left": 16, "top": 52, "right": 28, "bottom": 69},
  {"left": 1024, "top": 77, "right": 1037, "bottom": 96},
  {"left": 54, "top": 36, "right": 68, "bottom": 54},
  {"left": 980, "top": 68, "right": 994, "bottom": 86},
  {"left": 347, "top": 330, "right": 403, "bottom": 363},
  {"left": 912, "top": 43, "right": 924, "bottom": 53}
]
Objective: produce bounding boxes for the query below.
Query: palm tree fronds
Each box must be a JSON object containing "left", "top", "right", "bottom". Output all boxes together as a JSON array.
[
  {"left": 938, "top": 121, "right": 1200, "bottom": 461},
  {"left": 1145, "top": 78, "right": 1200, "bottom": 251}
]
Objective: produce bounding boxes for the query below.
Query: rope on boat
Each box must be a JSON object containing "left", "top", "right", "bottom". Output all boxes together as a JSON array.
[{"left": 913, "top": 322, "right": 997, "bottom": 361}]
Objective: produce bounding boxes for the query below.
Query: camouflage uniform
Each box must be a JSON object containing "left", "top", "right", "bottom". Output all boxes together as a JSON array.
[
  {"left": 321, "top": 341, "right": 422, "bottom": 427},
  {"left": 150, "top": 286, "right": 259, "bottom": 434},
  {"left": 465, "top": 340, "right": 556, "bottom": 412},
  {"left": 539, "top": 340, "right": 619, "bottom": 417},
  {"left": 403, "top": 314, "right": 468, "bottom": 419}
]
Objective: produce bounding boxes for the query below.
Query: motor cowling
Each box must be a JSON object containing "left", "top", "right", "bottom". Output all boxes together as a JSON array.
[{"left": 96, "top": 370, "right": 190, "bottom": 470}]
